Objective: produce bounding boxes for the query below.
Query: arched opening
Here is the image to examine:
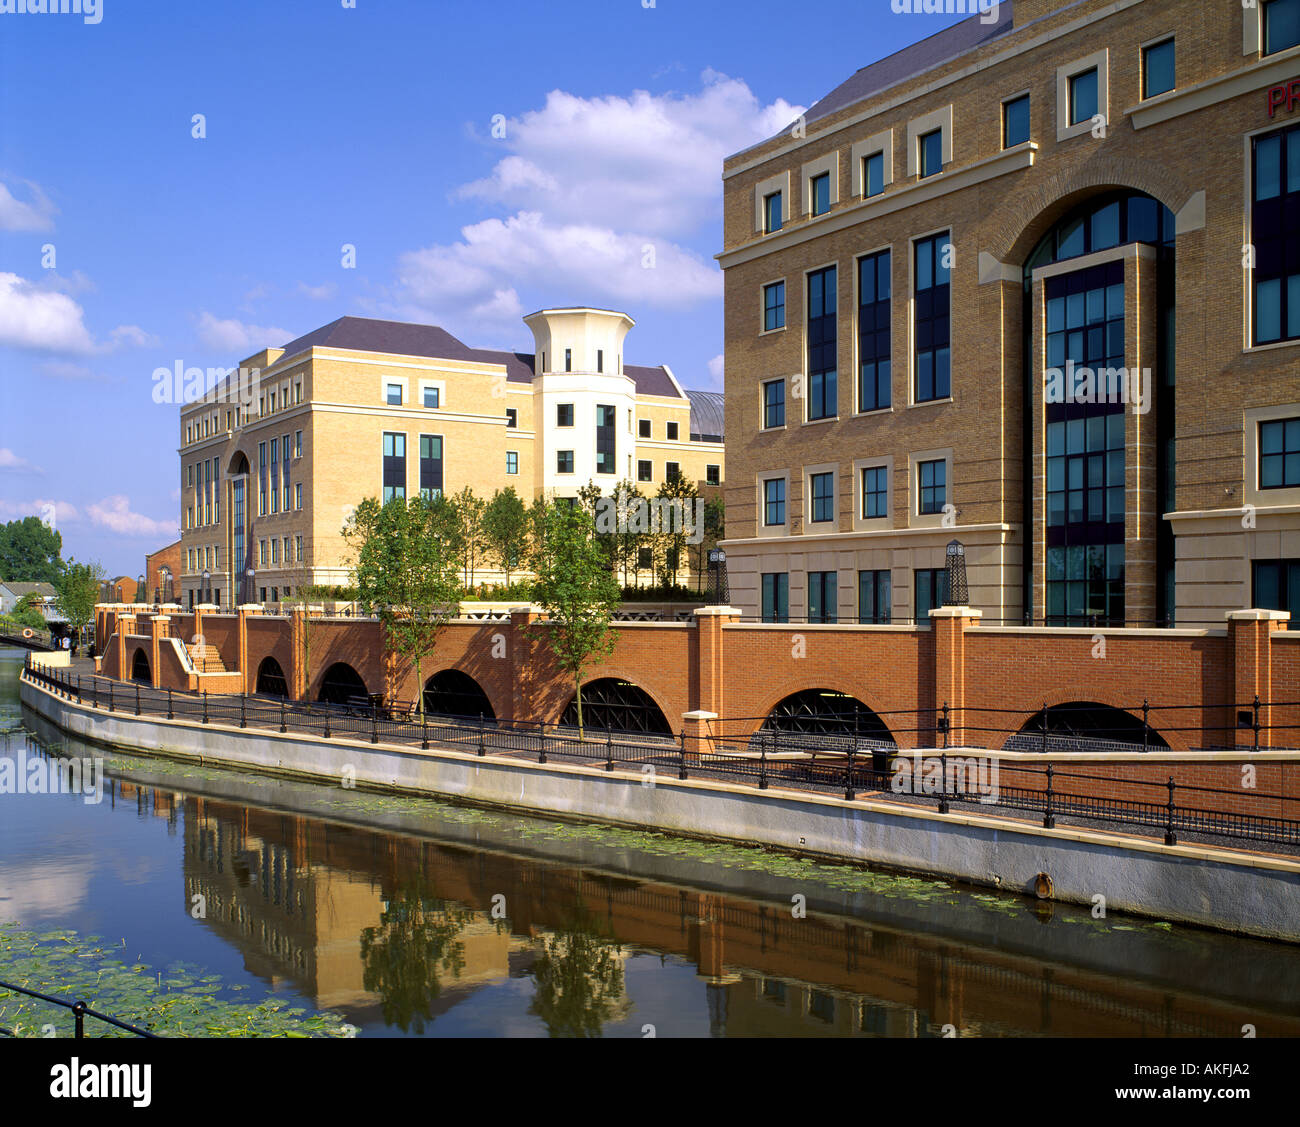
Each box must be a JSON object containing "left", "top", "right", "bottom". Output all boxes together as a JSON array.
[
  {"left": 423, "top": 669, "right": 496, "bottom": 720},
  {"left": 318, "top": 662, "right": 368, "bottom": 705},
  {"left": 759, "top": 689, "right": 895, "bottom": 747},
  {"left": 256, "top": 656, "right": 288, "bottom": 697},
  {"left": 130, "top": 648, "right": 151, "bottom": 684},
  {"left": 227, "top": 451, "right": 250, "bottom": 476},
  {"left": 1008, "top": 701, "right": 1169, "bottom": 751},
  {"left": 560, "top": 678, "right": 671, "bottom": 736}
]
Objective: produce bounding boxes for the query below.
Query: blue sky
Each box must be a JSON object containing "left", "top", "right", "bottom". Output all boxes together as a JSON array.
[{"left": 0, "top": 0, "right": 970, "bottom": 577}]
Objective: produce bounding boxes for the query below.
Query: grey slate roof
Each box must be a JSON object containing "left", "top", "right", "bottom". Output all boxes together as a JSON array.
[
  {"left": 687, "top": 390, "right": 725, "bottom": 441},
  {"left": 0, "top": 582, "right": 57, "bottom": 598},
  {"left": 275, "top": 316, "right": 685, "bottom": 398},
  {"left": 803, "top": 4, "right": 1016, "bottom": 126}
]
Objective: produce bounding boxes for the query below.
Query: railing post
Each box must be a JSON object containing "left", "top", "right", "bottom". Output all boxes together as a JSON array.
[
  {"left": 239, "top": 692, "right": 246, "bottom": 728},
  {"left": 279, "top": 697, "right": 287, "bottom": 734},
  {"left": 941, "top": 701, "right": 950, "bottom": 750},
  {"left": 538, "top": 721, "right": 548, "bottom": 764},
  {"left": 370, "top": 702, "right": 379, "bottom": 744},
  {"left": 167, "top": 688, "right": 174, "bottom": 721},
  {"left": 135, "top": 683, "right": 141, "bottom": 716},
  {"left": 323, "top": 708, "right": 331, "bottom": 740},
  {"left": 422, "top": 711, "right": 430, "bottom": 750},
  {"left": 844, "top": 743, "right": 856, "bottom": 802},
  {"left": 1164, "top": 776, "right": 1177, "bottom": 845},
  {"left": 758, "top": 730, "right": 769, "bottom": 790},
  {"left": 937, "top": 751, "right": 949, "bottom": 814},
  {"left": 1253, "top": 694, "right": 1261, "bottom": 753},
  {"left": 1142, "top": 699, "right": 1150, "bottom": 751},
  {"left": 108, "top": 681, "right": 114, "bottom": 713},
  {"left": 72, "top": 1001, "right": 86, "bottom": 1040},
  {"left": 202, "top": 689, "right": 209, "bottom": 724},
  {"left": 477, "top": 713, "right": 486, "bottom": 757},
  {"left": 605, "top": 727, "right": 614, "bottom": 772},
  {"left": 679, "top": 728, "right": 688, "bottom": 780},
  {"left": 1043, "top": 763, "right": 1055, "bottom": 829},
  {"left": 1041, "top": 701, "right": 1048, "bottom": 756},
  {"left": 92, "top": 677, "right": 98, "bottom": 709},
  {"left": 76, "top": 675, "right": 81, "bottom": 704}
]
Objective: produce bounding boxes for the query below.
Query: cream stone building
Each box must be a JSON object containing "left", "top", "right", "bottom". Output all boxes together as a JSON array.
[{"left": 177, "top": 310, "right": 724, "bottom": 607}]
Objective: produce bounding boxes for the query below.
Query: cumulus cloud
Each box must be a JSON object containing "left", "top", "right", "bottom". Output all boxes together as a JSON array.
[
  {"left": 0, "top": 272, "right": 97, "bottom": 352},
  {"left": 297, "top": 282, "right": 338, "bottom": 301},
  {"left": 0, "top": 498, "right": 78, "bottom": 524},
  {"left": 0, "top": 449, "right": 42, "bottom": 474},
  {"left": 196, "top": 312, "right": 293, "bottom": 353},
  {"left": 0, "top": 178, "right": 57, "bottom": 232},
  {"left": 85, "top": 495, "right": 176, "bottom": 538},
  {"left": 108, "top": 324, "right": 159, "bottom": 349}
]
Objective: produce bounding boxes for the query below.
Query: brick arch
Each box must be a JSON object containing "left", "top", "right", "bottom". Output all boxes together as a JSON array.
[
  {"left": 129, "top": 644, "right": 152, "bottom": 684},
  {"left": 1000, "top": 698, "right": 1188, "bottom": 752},
  {"left": 424, "top": 665, "right": 502, "bottom": 721},
  {"left": 226, "top": 448, "right": 252, "bottom": 475},
  {"left": 984, "top": 156, "right": 1195, "bottom": 268},
  {"left": 750, "top": 682, "right": 897, "bottom": 744},
  {"left": 559, "top": 668, "right": 678, "bottom": 735}
]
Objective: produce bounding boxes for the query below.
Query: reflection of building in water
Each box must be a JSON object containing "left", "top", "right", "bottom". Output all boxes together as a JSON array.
[{"left": 168, "top": 792, "right": 1300, "bottom": 1038}]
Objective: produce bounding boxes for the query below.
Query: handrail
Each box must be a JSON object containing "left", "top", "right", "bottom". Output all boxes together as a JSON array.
[{"left": 0, "top": 977, "right": 160, "bottom": 1038}]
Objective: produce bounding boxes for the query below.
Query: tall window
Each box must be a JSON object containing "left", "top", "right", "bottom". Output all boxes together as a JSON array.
[
  {"left": 294, "top": 430, "right": 303, "bottom": 457},
  {"left": 1260, "top": 418, "right": 1300, "bottom": 487},
  {"left": 914, "top": 233, "right": 951, "bottom": 402},
  {"left": 807, "top": 266, "right": 837, "bottom": 419},
  {"left": 918, "top": 459, "right": 946, "bottom": 514},
  {"left": 382, "top": 432, "right": 406, "bottom": 502},
  {"left": 596, "top": 404, "right": 616, "bottom": 474},
  {"left": 639, "top": 419, "right": 652, "bottom": 438},
  {"left": 761, "top": 573, "right": 788, "bottom": 623},
  {"left": 861, "top": 465, "right": 888, "bottom": 519},
  {"left": 506, "top": 450, "right": 518, "bottom": 475},
  {"left": 1253, "top": 559, "right": 1300, "bottom": 628},
  {"left": 857, "top": 250, "right": 891, "bottom": 411},
  {"left": 1003, "top": 94, "right": 1030, "bottom": 147},
  {"left": 1141, "top": 39, "right": 1174, "bottom": 99},
  {"left": 1068, "top": 67, "right": 1099, "bottom": 125},
  {"left": 666, "top": 421, "right": 679, "bottom": 440},
  {"left": 419, "top": 435, "right": 443, "bottom": 499},
  {"left": 597, "top": 349, "right": 604, "bottom": 373},
  {"left": 258, "top": 442, "right": 267, "bottom": 516},
  {"left": 564, "top": 348, "right": 572, "bottom": 372},
  {"left": 858, "top": 569, "right": 891, "bottom": 624},
  {"left": 1264, "top": 0, "right": 1300, "bottom": 55},
  {"left": 506, "top": 408, "right": 518, "bottom": 428},
  {"left": 915, "top": 569, "right": 948, "bottom": 620},
  {"left": 764, "top": 478, "right": 786, "bottom": 526},
  {"left": 809, "top": 472, "right": 834, "bottom": 523},
  {"left": 665, "top": 461, "right": 680, "bottom": 482},
  {"left": 810, "top": 172, "right": 831, "bottom": 217},
  {"left": 270, "top": 439, "right": 279, "bottom": 513},
  {"left": 281, "top": 433, "right": 290, "bottom": 513},
  {"left": 764, "top": 281, "right": 786, "bottom": 331},
  {"left": 763, "top": 379, "right": 786, "bottom": 428},
  {"left": 557, "top": 403, "right": 574, "bottom": 427},
  {"left": 1252, "top": 122, "right": 1300, "bottom": 345},
  {"left": 556, "top": 450, "right": 574, "bottom": 474},
  {"left": 808, "top": 572, "right": 837, "bottom": 623},
  {"left": 295, "top": 483, "right": 302, "bottom": 510},
  {"left": 637, "top": 459, "right": 652, "bottom": 482},
  {"left": 764, "top": 191, "right": 783, "bottom": 234},
  {"left": 706, "top": 464, "right": 720, "bottom": 486},
  {"left": 863, "top": 151, "right": 884, "bottom": 198},
  {"left": 918, "top": 129, "right": 942, "bottom": 177}
]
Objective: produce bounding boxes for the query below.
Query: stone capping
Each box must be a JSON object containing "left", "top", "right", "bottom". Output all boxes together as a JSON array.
[
  {"left": 683, "top": 710, "right": 718, "bottom": 721},
  {"left": 970, "top": 625, "right": 1221, "bottom": 638},
  {"left": 693, "top": 606, "right": 742, "bottom": 617},
  {"left": 722, "top": 622, "right": 928, "bottom": 632},
  {"left": 929, "top": 606, "right": 982, "bottom": 619},
  {"left": 1227, "top": 609, "right": 1291, "bottom": 622},
  {"left": 888, "top": 745, "right": 1300, "bottom": 764}
]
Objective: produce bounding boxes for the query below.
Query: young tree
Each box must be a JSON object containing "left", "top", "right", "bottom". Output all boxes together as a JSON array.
[
  {"left": 482, "top": 487, "right": 529, "bottom": 586},
  {"left": 530, "top": 503, "right": 621, "bottom": 738},
  {"left": 652, "top": 473, "right": 698, "bottom": 589},
  {"left": 343, "top": 496, "right": 462, "bottom": 715},
  {"left": 56, "top": 559, "right": 106, "bottom": 646},
  {"left": 448, "top": 487, "right": 488, "bottom": 588},
  {"left": 609, "top": 480, "right": 645, "bottom": 586},
  {"left": 690, "top": 496, "right": 726, "bottom": 593}
]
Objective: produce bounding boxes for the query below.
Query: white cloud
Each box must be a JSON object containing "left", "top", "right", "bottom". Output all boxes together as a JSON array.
[
  {"left": 108, "top": 324, "right": 159, "bottom": 349},
  {"left": 0, "top": 497, "right": 78, "bottom": 524},
  {"left": 0, "top": 449, "right": 42, "bottom": 474},
  {"left": 0, "top": 272, "right": 96, "bottom": 352},
  {"left": 196, "top": 312, "right": 293, "bottom": 354},
  {"left": 707, "top": 354, "right": 725, "bottom": 386},
  {"left": 297, "top": 282, "right": 338, "bottom": 301},
  {"left": 0, "top": 179, "right": 57, "bottom": 232},
  {"left": 38, "top": 360, "right": 107, "bottom": 382},
  {"left": 85, "top": 495, "right": 176, "bottom": 539}
]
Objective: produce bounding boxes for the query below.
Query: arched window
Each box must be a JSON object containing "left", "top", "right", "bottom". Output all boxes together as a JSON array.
[
  {"left": 423, "top": 670, "right": 495, "bottom": 720},
  {"left": 760, "top": 689, "right": 895, "bottom": 746},
  {"left": 1009, "top": 701, "right": 1168, "bottom": 751},
  {"left": 560, "top": 678, "right": 671, "bottom": 736},
  {"left": 318, "top": 662, "right": 368, "bottom": 705},
  {"left": 256, "top": 657, "right": 288, "bottom": 697}
]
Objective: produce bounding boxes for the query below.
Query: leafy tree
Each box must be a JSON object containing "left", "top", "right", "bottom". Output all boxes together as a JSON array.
[
  {"left": 528, "top": 904, "right": 626, "bottom": 1038},
  {"left": 55, "top": 559, "right": 105, "bottom": 643},
  {"left": 0, "top": 516, "right": 64, "bottom": 585},
  {"left": 482, "top": 487, "right": 529, "bottom": 585},
  {"left": 652, "top": 473, "right": 698, "bottom": 588},
  {"left": 448, "top": 487, "right": 488, "bottom": 588},
  {"left": 529, "top": 503, "right": 621, "bottom": 737},
  {"left": 343, "top": 495, "right": 462, "bottom": 714},
  {"left": 609, "top": 480, "right": 645, "bottom": 585},
  {"left": 690, "top": 496, "right": 727, "bottom": 594}
]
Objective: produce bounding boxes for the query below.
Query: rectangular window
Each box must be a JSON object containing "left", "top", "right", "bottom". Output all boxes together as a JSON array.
[
  {"left": 271, "top": 539, "right": 280, "bottom": 565},
  {"left": 763, "top": 379, "right": 786, "bottom": 429},
  {"left": 1252, "top": 122, "right": 1300, "bottom": 345},
  {"left": 506, "top": 450, "right": 519, "bottom": 475},
  {"left": 382, "top": 432, "right": 406, "bottom": 502},
  {"left": 863, "top": 151, "right": 885, "bottom": 198},
  {"left": 295, "top": 483, "right": 303, "bottom": 510},
  {"left": 637, "top": 546, "right": 653, "bottom": 571},
  {"left": 1141, "top": 38, "right": 1175, "bottom": 99},
  {"left": 1260, "top": 418, "right": 1300, "bottom": 487},
  {"left": 638, "top": 459, "right": 653, "bottom": 482},
  {"left": 862, "top": 465, "right": 888, "bottom": 519},
  {"left": 506, "top": 408, "right": 518, "bottom": 428},
  {"left": 639, "top": 419, "right": 651, "bottom": 438},
  {"left": 1264, "top": 0, "right": 1300, "bottom": 55},
  {"left": 1003, "top": 94, "right": 1030, "bottom": 147},
  {"left": 665, "top": 461, "right": 681, "bottom": 482},
  {"left": 423, "top": 386, "right": 440, "bottom": 409},
  {"left": 1069, "top": 67, "right": 1099, "bottom": 125},
  {"left": 666, "top": 421, "right": 679, "bottom": 440},
  {"left": 918, "top": 459, "right": 946, "bottom": 514},
  {"left": 764, "top": 281, "right": 786, "bottom": 331},
  {"left": 597, "top": 349, "right": 603, "bottom": 373},
  {"left": 858, "top": 570, "right": 891, "bottom": 624},
  {"left": 764, "top": 478, "right": 786, "bottom": 526},
  {"left": 1253, "top": 558, "right": 1300, "bottom": 628},
  {"left": 596, "top": 404, "right": 616, "bottom": 474},
  {"left": 857, "top": 249, "right": 891, "bottom": 411},
  {"left": 294, "top": 430, "right": 302, "bottom": 458},
  {"left": 809, "top": 471, "right": 835, "bottom": 523},
  {"left": 270, "top": 439, "right": 280, "bottom": 513},
  {"left": 808, "top": 571, "right": 837, "bottom": 624},
  {"left": 556, "top": 450, "right": 574, "bottom": 474},
  {"left": 810, "top": 172, "right": 831, "bottom": 217},
  {"left": 761, "top": 573, "right": 789, "bottom": 623},
  {"left": 419, "top": 434, "right": 443, "bottom": 499},
  {"left": 915, "top": 569, "right": 948, "bottom": 620},
  {"left": 295, "top": 380, "right": 302, "bottom": 403},
  {"left": 918, "top": 128, "right": 943, "bottom": 177},
  {"left": 807, "top": 265, "right": 838, "bottom": 420},
  {"left": 258, "top": 441, "right": 267, "bottom": 516},
  {"left": 914, "top": 233, "right": 951, "bottom": 402},
  {"left": 259, "top": 540, "right": 268, "bottom": 567},
  {"left": 386, "top": 383, "right": 402, "bottom": 406},
  {"left": 296, "top": 535, "right": 303, "bottom": 563},
  {"left": 187, "top": 464, "right": 194, "bottom": 487},
  {"left": 764, "top": 191, "right": 783, "bottom": 234},
  {"left": 564, "top": 349, "right": 572, "bottom": 372},
  {"left": 557, "top": 403, "right": 574, "bottom": 427},
  {"left": 706, "top": 464, "right": 720, "bottom": 486}
]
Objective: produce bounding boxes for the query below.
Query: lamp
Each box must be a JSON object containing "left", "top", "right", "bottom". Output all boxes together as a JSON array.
[{"left": 944, "top": 540, "right": 968, "bottom": 607}]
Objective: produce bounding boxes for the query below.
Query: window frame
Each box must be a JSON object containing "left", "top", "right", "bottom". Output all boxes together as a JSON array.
[
  {"left": 1140, "top": 37, "right": 1175, "bottom": 100},
  {"left": 763, "top": 279, "right": 787, "bottom": 333},
  {"left": 1002, "top": 92, "right": 1031, "bottom": 148},
  {"left": 762, "top": 378, "right": 786, "bottom": 430}
]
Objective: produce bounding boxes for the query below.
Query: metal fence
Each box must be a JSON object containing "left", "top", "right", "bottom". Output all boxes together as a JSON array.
[
  {"left": 0, "top": 978, "right": 159, "bottom": 1039},
  {"left": 21, "top": 657, "right": 1300, "bottom": 852}
]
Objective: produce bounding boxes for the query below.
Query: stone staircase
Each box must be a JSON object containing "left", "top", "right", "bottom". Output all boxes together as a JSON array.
[{"left": 187, "top": 643, "right": 229, "bottom": 675}]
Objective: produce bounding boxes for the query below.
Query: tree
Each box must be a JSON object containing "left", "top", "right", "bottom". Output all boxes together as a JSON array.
[
  {"left": 529, "top": 503, "right": 621, "bottom": 738},
  {"left": 448, "top": 487, "right": 488, "bottom": 588},
  {"left": 343, "top": 495, "right": 462, "bottom": 715},
  {"left": 0, "top": 516, "right": 65, "bottom": 585},
  {"left": 609, "top": 480, "right": 645, "bottom": 585},
  {"left": 482, "top": 487, "right": 528, "bottom": 585},
  {"left": 690, "top": 496, "right": 726, "bottom": 593},
  {"left": 56, "top": 559, "right": 106, "bottom": 644},
  {"left": 652, "top": 473, "right": 699, "bottom": 588}
]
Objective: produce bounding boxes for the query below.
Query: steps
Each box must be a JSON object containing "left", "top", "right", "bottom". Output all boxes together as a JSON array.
[{"left": 187, "top": 643, "right": 228, "bottom": 674}]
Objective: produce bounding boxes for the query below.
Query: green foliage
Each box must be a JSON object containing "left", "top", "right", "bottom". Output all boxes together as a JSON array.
[
  {"left": 528, "top": 905, "right": 626, "bottom": 1038},
  {"left": 652, "top": 475, "right": 699, "bottom": 588},
  {"left": 0, "top": 516, "right": 64, "bottom": 585},
  {"left": 618, "top": 583, "right": 700, "bottom": 603},
  {"left": 447, "top": 486, "right": 488, "bottom": 588},
  {"left": 482, "top": 487, "right": 529, "bottom": 585},
  {"left": 466, "top": 579, "right": 536, "bottom": 602},
  {"left": 689, "top": 496, "right": 726, "bottom": 592},
  {"left": 529, "top": 502, "right": 621, "bottom": 736},
  {"left": 55, "top": 559, "right": 106, "bottom": 635},
  {"left": 295, "top": 584, "right": 359, "bottom": 602}
]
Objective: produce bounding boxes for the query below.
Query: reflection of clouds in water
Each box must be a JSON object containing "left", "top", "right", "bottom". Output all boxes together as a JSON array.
[{"left": 0, "top": 860, "right": 91, "bottom": 924}]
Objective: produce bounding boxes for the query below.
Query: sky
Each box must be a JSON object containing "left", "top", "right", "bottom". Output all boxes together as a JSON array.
[{"left": 0, "top": 0, "right": 972, "bottom": 578}]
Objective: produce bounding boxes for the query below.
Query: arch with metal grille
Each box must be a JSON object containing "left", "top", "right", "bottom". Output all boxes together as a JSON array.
[
  {"left": 423, "top": 669, "right": 496, "bottom": 720},
  {"left": 256, "top": 656, "right": 288, "bottom": 698},
  {"left": 317, "top": 661, "right": 368, "bottom": 705},
  {"left": 559, "top": 678, "right": 671, "bottom": 736},
  {"left": 759, "top": 689, "right": 895, "bottom": 746},
  {"left": 1010, "top": 701, "right": 1168, "bottom": 751}
]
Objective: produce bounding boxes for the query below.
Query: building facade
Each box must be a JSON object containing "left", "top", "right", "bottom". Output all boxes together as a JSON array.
[
  {"left": 177, "top": 311, "right": 724, "bottom": 608},
  {"left": 719, "top": 0, "right": 1300, "bottom": 626}
]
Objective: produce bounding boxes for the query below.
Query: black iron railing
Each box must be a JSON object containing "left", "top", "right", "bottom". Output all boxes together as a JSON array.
[{"left": 0, "top": 978, "right": 160, "bottom": 1039}]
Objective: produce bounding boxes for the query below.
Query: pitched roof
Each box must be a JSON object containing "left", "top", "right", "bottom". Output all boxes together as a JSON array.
[
  {"left": 1, "top": 582, "right": 57, "bottom": 598},
  {"left": 803, "top": 4, "right": 1015, "bottom": 127}
]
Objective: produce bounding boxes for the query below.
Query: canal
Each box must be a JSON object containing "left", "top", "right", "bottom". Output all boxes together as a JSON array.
[{"left": 3, "top": 647, "right": 1297, "bottom": 1038}]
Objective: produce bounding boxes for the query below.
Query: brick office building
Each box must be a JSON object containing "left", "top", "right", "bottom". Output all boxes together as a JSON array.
[
  {"left": 177, "top": 311, "right": 724, "bottom": 609},
  {"left": 719, "top": 0, "right": 1300, "bottom": 626}
]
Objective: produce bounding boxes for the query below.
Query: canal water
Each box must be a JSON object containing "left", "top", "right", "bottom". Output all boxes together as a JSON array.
[{"left": 3, "top": 647, "right": 1297, "bottom": 1038}]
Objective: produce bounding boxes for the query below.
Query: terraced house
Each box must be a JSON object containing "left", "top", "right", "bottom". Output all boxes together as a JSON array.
[
  {"left": 176, "top": 310, "right": 724, "bottom": 609},
  {"left": 719, "top": 0, "right": 1300, "bottom": 626}
]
